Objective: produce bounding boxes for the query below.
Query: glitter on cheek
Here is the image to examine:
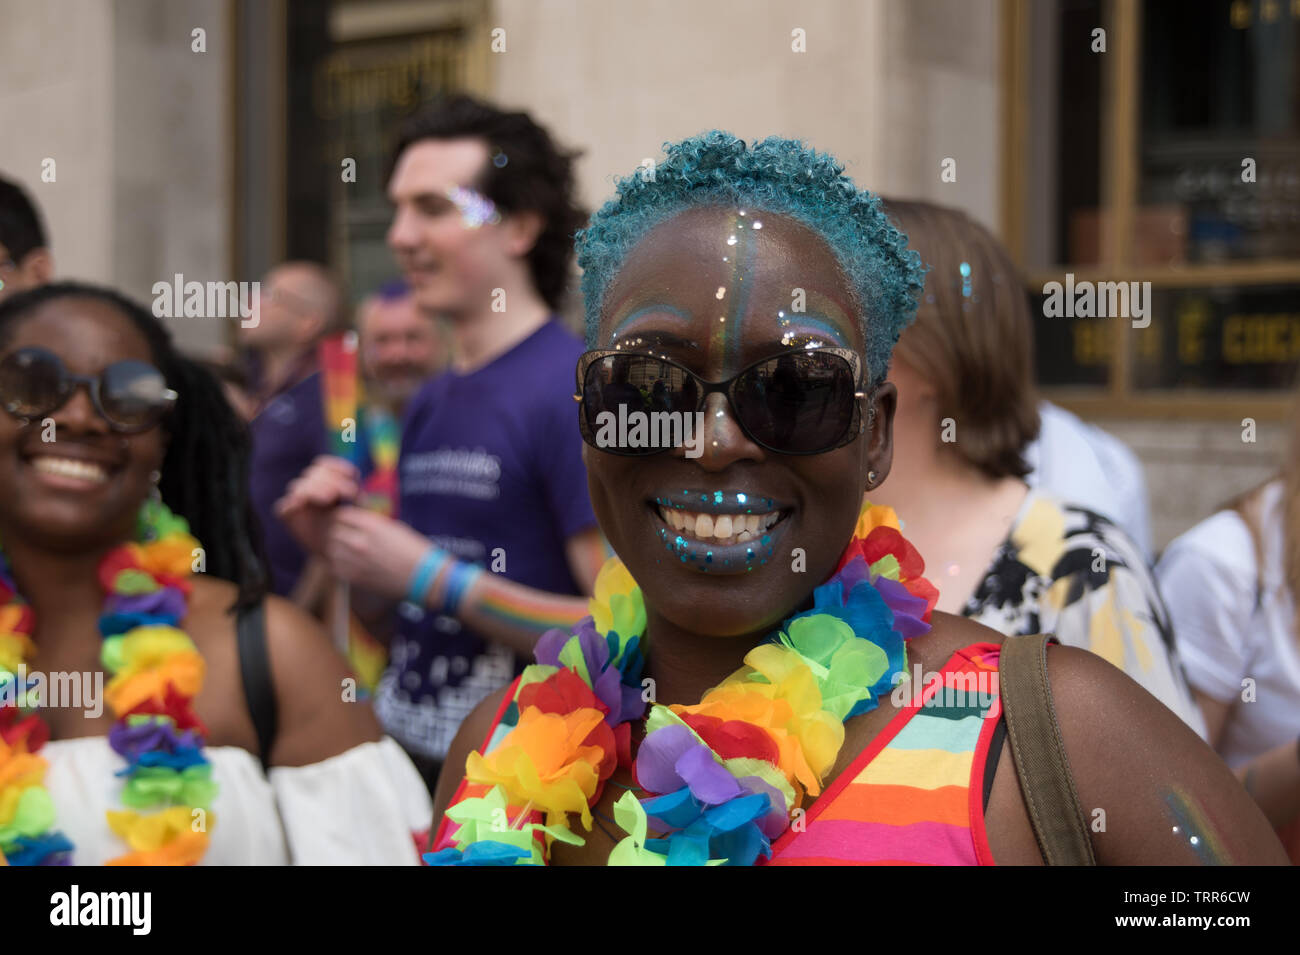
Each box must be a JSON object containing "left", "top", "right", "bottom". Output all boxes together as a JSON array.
[{"left": 446, "top": 186, "right": 501, "bottom": 229}]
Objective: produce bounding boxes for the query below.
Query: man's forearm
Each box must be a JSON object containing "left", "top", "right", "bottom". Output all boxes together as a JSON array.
[{"left": 423, "top": 567, "right": 589, "bottom": 657}]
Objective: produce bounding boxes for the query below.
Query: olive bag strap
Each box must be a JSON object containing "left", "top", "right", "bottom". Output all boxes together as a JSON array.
[{"left": 998, "top": 633, "right": 1097, "bottom": 865}]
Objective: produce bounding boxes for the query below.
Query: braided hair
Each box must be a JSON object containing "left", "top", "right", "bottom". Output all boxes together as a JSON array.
[{"left": 0, "top": 281, "right": 268, "bottom": 611}]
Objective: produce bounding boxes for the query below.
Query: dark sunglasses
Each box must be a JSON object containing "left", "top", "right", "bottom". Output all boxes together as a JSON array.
[
  {"left": 575, "top": 347, "right": 872, "bottom": 456},
  {"left": 0, "top": 347, "right": 177, "bottom": 434}
]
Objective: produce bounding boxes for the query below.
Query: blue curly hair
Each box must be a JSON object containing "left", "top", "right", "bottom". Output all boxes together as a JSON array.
[{"left": 575, "top": 131, "right": 925, "bottom": 384}]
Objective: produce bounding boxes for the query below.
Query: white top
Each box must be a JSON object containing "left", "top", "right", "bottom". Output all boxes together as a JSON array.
[
  {"left": 1025, "top": 401, "right": 1154, "bottom": 561},
  {"left": 42, "top": 736, "right": 432, "bottom": 865},
  {"left": 1156, "top": 479, "right": 1300, "bottom": 768}
]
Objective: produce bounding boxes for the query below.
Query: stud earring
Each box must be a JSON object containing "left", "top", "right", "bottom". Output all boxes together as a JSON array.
[
  {"left": 149, "top": 469, "right": 162, "bottom": 502},
  {"left": 867, "top": 469, "right": 878, "bottom": 487}
]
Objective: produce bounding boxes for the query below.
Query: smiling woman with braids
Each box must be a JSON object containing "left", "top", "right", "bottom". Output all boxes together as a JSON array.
[
  {"left": 0, "top": 282, "right": 430, "bottom": 865},
  {"left": 426, "top": 133, "right": 1286, "bottom": 866}
]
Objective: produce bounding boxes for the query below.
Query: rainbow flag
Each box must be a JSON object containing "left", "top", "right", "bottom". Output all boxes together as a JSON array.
[
  {"left": 359, "top": 405, "right": 400, "bottom": 517},
  {"left": 319, "top": 332, "right": 363, "bottom": 465},
  {"left": 318, "top": 332, "right": 390, "bottom": 694}
]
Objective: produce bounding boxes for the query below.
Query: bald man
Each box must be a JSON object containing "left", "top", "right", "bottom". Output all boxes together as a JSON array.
[
  {"left": 243, "top": 261, "right": 343, "bottom": 407},
  {"left": 357, "top": 279, "right": 447, "bottom": 421},
  {"left": 245, "top": 261, "right": 347, "bottom": 595}
]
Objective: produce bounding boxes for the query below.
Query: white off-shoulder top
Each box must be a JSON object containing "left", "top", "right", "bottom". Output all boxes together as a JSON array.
[{"left": 41, "top": 736, "right": 432, "bottom": 865}]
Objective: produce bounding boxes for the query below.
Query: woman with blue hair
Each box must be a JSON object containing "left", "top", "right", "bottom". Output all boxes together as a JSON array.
[{"left": 427, "top": 132, "right": 1284, "bottom": 865}]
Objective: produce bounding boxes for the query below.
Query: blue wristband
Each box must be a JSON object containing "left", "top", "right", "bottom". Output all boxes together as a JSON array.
[
  {"left": 406, "top": 547, "right": 447, "bottom": 606},
  {"left": 441, "top": 560, "right": 485, "bottom": 617}
]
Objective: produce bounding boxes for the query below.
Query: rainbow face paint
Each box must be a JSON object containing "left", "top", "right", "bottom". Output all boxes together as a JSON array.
[
  {"left": 604, "top": 209, "right": 860, "bottom": 384},
  {"left": 474, "top": 585, "right": 589, "bottom": 634},
  {"left": 1162, "top": 788, "right": 1232, "bottom": 865}
]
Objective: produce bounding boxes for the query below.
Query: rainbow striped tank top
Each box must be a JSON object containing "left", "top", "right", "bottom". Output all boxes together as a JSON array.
[{"left": 765, "top": 641, "right": 1003, "bottom": 866}]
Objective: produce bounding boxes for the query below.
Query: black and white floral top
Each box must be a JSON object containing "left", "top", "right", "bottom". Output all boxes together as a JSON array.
[{"left": 962, "top": 488, "right": 1207, "bottom": 737}]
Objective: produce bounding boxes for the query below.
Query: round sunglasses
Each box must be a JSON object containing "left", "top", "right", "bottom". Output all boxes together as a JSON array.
[
  {"left": 0, "top": 347, "right": 177, "bottom": 434},
  {"left": 575, "top": 346, "right": 872, "bottom": 456}
]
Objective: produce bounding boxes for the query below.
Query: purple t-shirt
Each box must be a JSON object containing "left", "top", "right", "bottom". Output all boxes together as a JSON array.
[
  {"left": 373, "top": 320, "right": 597, "bottom": 760},
  {"left": 248, "top": 371, "right": 329, "bottom": 596},
  {"left": 248, "top": 367, "right": 383, "bottom": 596}
]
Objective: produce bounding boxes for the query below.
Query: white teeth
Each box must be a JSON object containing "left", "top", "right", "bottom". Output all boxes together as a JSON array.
[
  {"left": 658, "top": 505, "right": 782, "bottom": 545},
  {"left": 31, "top": 457, "right": 108, "bottom": 483}
]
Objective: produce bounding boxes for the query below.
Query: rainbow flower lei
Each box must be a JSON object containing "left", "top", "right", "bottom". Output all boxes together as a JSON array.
[
  {"left": 428, "top": 502, "right": 939, "bottom": 866},
  {"left": 0, "top": 498, "right": 216, "bottom": 866}
]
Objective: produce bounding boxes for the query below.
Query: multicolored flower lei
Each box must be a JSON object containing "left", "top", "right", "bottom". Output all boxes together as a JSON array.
[
  {"left": 0, "top": 498, "right": 216, "bottom": 866},
  {"left": 428, "top": 501, "right": 939, "bottom": 866}
]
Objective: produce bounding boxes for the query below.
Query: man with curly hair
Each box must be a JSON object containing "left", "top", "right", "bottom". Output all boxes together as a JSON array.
[{"left": 278, "top": 96, "right": 605, "bottom": 792}]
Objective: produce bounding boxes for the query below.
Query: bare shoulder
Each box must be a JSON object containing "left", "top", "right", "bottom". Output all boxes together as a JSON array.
[
  {"left": 261, "top": 592, "right": 382, "bottom": 767},
  {"left": 1046, "top": 644, "right": 1287, "bottom": 864},
  {"left": 907, "top": 611, "right": 1005, "bottom": 670},
  {"left": 185, "top": 574, "right": 242, "bottom": 626},
  {"left": 430, "top": 684, "right": 513, "bottom": 833}
]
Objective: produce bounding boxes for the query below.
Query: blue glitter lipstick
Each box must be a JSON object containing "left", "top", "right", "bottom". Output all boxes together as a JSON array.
[{"left": 650, "top": 489, "right": 788, "bottom": 573}]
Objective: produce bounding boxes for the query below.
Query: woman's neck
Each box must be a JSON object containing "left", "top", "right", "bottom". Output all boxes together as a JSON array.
[
  {"left": 641, "top": 605, "right": 794, "bottom": 705},
  {"left": 4, "top": 535, "right": 119, "bottom": 626},
  {"left": 877, "top": 440, "right": 1026, "bottom": 527},
  {"left": 873, "top": 446, "right": 1029, "bottom": 612}
]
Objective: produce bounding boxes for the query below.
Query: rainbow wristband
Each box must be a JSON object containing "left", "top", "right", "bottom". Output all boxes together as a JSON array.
[
  {"left": 441, "top": 560, "right": 485, "bottom": 617},
  {"left": 406, "top": 547, "right": 448, "bottom": 607}
]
